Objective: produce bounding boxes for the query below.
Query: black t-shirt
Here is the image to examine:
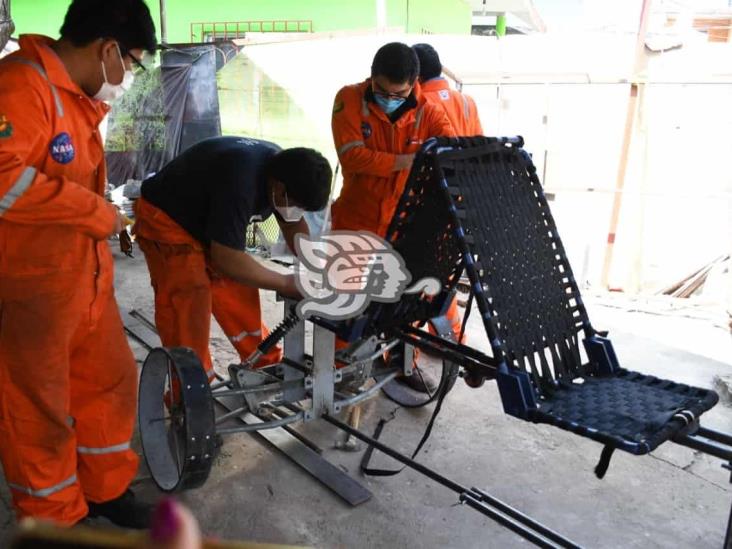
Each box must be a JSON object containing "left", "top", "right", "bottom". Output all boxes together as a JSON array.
[{"left": 141, "top": 136, "right": 279, "bottom": 250}]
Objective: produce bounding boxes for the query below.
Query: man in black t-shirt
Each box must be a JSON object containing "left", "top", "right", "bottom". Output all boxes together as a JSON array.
[{"left": 134, "top": 136, "right": 332, "bottom": 378}]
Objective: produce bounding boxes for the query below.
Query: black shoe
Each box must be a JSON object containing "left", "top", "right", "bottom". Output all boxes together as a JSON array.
[
  {"left": 87, "top": 489, "right": 153, "bottom": 529},
  {"left": 396, "top": 367, "right": 439, "bottom": 394}
]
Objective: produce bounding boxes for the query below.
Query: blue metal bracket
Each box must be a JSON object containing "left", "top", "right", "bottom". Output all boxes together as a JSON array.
[
  {"left": 496, "top": 364, "right": 537, "bottom": 420},
  {"left": 583, "top": 335, "right": 620, "bottom": 375}
]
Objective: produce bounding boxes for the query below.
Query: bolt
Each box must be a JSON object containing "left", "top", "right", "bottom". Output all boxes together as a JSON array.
[
  {"left": 204, "top": 454, "right": 210, "bottom": 459},
  {"left": 186, "top": 385, "right": 191, "bottom": 390},
  {"left": 191, "top": 436, "right": 196, "bottom": 441}
]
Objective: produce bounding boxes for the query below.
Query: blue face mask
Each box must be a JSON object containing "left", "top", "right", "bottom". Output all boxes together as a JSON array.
[{"left": 374, "top": 94, "right": 406, "bottom": 115}]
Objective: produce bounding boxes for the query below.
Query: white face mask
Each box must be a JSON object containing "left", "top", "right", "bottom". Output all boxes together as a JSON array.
[
  {"left": 272, "top": 190, "right": 305, "bottom": 223},
  {"left": 94, "top": 43, "right": 135, "bottom": 103}
]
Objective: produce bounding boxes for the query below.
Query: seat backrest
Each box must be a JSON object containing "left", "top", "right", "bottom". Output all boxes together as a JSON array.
[
  {"left": 348, "top": 142, "right": 466, "bottom": 337},
  {"left": 422, "top": 137, "right": 594, "bottom": 391}
]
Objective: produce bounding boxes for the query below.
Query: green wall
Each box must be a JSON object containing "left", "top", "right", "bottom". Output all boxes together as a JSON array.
[
  {"left": 10, "top": 0, "right": 470, "bottom": 44},
  {"left": 387, "top": 0, "right": 471, "bottom": 34}
]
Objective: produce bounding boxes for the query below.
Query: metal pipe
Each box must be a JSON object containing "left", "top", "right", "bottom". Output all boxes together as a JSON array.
[
  {"left": 215, "top": 406, "right": 247, "bottom": 425},
  {"left": 469, "top": 488, "right": 581, "bottom": 548},
  {"left": 461, "top": 493, "right": 573, "bottom": 549},
  {"left": 322, "top": 414, "right": 580, "bottom": 549},
  {"left": 674, "top": 434, "right": 732, "bottom": 461},
  {"left": 264, "top": 408, "right": 324, "bottom": 454},
  {"left": 696, "top": 426, "right": 732, "bottom": 448},
  {"left": 216, "top": 411, "right": 304, "bottom": 435},
  {"left": 345, "top": 339, "right": 401, "bottom": 367},
  {"left": 333, "top": 371, "right": 400, "bottom": 408}
]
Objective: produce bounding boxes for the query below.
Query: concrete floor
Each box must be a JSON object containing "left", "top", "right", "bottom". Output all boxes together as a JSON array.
[{"left": 1, "top": 248, "right": 731, "bottom": 548}]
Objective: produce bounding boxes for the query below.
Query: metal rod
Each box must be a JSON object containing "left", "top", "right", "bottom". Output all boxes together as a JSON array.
[
  {"left": 210, "top": 379, "right": 231, "bottom": 391},
  {"left": 216, "top": 411, "right": 304, "bottom": 435},
  {"left": 333, "top": 371, "right": 400, "bottom": 408},
  {"left": 323, "top": 413, "right": 465, "bottom": 492},
  {"left": 696, "top": 427, "right": 732, "bottom": 448},
  {"left": 470, "top": 488, "right": 581, "bottom": 548},
  {"left": 346, "top": 339, "right": 401, "bottom": 368},
  {"left": 212, "top": 381, "right": 289, "bottom": 398},
  {"left": 461, "top": 493, "right": 575, "bottom": 549},
  {"left": 674, "top": 434, "right": 732, "bottom": 461},
  {"left": 264, "top": 409, "right": 324, "bottom": 455},
  {"left": 215, "top": 406, "right": 247, "bottom": 425},
  {"left": 322, "top": 414, "right": 580, "bottom": 548}
]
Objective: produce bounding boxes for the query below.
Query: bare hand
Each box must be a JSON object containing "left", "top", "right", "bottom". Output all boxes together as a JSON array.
[
  {"left": 111, "top": 209, "right": 127, "bottom": 235},
  {"left": 281, "top": 274, "right": 302, "bottom": 300},
  {"left": 394, "top": 154, "right": 415, "bottom": 172}
]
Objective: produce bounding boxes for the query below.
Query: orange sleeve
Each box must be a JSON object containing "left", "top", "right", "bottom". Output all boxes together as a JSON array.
[
  {"left": 331, "top": 87, "right": 396, "bottom": 177},
  {"left": 0, "top": 66, "right": 116, "bottom": 240},
  {"left": 424, "top": 103, "right": 457, "bottom": 139}
]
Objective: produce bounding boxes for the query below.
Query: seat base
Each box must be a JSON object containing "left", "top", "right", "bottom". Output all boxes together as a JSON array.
[{"left": 531, "top": 369, "right": 719, "bottom": 454}]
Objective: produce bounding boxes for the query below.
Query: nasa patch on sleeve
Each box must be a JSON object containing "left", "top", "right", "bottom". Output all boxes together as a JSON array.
[
  {"left": 49, "top": 132, "right": 75, "bottom": 164},
  {"left": 439, "top": 90, "right": 450, "bottom": 100}
]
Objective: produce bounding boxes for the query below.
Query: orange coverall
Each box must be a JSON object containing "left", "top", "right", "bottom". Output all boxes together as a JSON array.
[
  {"left": 331, "top": 79, "right": 466, "bottom": 341},
  {"left": 0, "top": 35, "right": 138, "bottom": 525},
  {"left": 133, "top": 198, "right": 282, "bottom": 377},
  {"left": 420, "top": 77, "right": 483, "bottom": 136}
]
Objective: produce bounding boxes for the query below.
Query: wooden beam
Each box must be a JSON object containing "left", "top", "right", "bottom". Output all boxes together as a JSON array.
[{"left": 599, "top": 0, "right": 653, "bottom": 289}]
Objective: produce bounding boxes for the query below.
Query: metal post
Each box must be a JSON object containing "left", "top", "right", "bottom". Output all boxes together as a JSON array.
[
  {"left": 307, "top": 324, "right": 336, "bottom": 421},
  {"left": 159, "top": 0, "right": 168, "bottom": 44}
]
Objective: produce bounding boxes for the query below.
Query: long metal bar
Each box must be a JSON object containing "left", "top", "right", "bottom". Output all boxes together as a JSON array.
[
  {"left": 460, "top": 492, "right": 575, "bottom": 549},
  {"left": 263, "top": 408, "right": 324, "bottom": 455},
  {"left": 333, "top": 371, "right": 400, "bottom": 408},
  {"left": 322, "top": 414, "right": 581, "bottom": 549},
  {"left": 214, "top": 406, "right": 247, "bottom": 425},
  {"left": 216, "top": 411, "right": 304, "bottom": 435},
  {"left": 397, "top": 331, "right": 497, "bottom": 378},
  {"left": 212, "top": 379, "right": 302, "bottom": 398},
  {"left": 673, "top": 434, "right": 732, "bottom": 462},
  {"left": 469, "top": 487, "right": 582, "bottom": 548},
  {"left": 697, "top": 426, "right": 732, "bottom": 448}
]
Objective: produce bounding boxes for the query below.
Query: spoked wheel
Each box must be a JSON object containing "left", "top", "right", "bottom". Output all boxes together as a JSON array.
[
  {"left": 139, "top": 347, "right": 216, "bottom": 492},
  {"left": 380, "top": 339, "right": 459, "bottom": 408}
]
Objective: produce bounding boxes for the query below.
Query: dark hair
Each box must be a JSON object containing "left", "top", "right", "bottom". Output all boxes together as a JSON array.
[
  {"left": 267, "top": 148, "right": 332, "bottom": 211},
  {"left": 60, "top": 0, "right": 157, "bottom": 54},
  {"left": 371, "top": 42, "right": 420, "bottom": 85},
  {"left": 412, "top": 43, "right": 442, "bottom": 81}
]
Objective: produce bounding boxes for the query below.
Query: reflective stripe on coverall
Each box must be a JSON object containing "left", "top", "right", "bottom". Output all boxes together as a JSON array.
[
  {"left": 0, "top": 34, "right": 138, "bottom": 526},
  {"left": 421, "top": 77, "right": 483, "bottom": 137},
  {"left": 133, "top": 197, "right": 283, "bottom": 375}
]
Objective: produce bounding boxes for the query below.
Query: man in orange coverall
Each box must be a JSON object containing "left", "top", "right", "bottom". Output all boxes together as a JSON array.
[
  {"left": 412, "top": 43, "right": 483, "bottom": 136},
  {"left": 134, "top": 137, "right": 333, "bottom": 380},
  {"left": 412, "top": 43, "right": 484, "bottom": 346},
  {"left": 331, "top": 42, "right": 458, "bottom": 392},
  {"left": 0, "top": 0, "right": 156, "bottom": 529}
]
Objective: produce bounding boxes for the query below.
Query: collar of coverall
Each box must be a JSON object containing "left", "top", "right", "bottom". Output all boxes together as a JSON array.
[
  {"left": 364, "top": 77, "right": 419, "bottom": 124},
  {"left": 420, "top": 76, "right": 449, "bottom": 92},
  {"left": 17, "top": 34, "right": 111, "bottom": 115}
]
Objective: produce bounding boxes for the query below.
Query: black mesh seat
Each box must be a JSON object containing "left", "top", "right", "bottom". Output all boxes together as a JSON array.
[{"left": 385, "top": 136, "right": 718, "bottom": 456}]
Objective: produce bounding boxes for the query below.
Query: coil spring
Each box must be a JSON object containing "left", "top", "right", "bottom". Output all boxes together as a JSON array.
[{"left": 256, "top": 309, "right": 300, "bottom": 355}]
